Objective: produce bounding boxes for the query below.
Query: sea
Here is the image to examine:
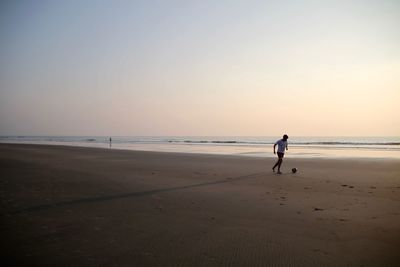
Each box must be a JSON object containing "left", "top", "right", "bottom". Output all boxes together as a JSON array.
[{"left": 1, "top": 136, "right": 400, "bottom": 159}]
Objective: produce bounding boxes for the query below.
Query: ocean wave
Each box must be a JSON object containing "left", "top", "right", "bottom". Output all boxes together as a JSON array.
[
  {"left": 170, "top": 140, "right": 400, "bottom": 146},
  {"left": 1, "top": 136, "right": 399, "bottom": 147},
  {"left": 293, "top": 142, "right": 400, "bottom": 146},
  {"left": 184, "top": 140, "right": 238, "bottom": 144}
]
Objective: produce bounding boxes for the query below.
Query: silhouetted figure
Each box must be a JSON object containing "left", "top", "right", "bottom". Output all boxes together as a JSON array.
[
  {"left": 109, "top": 137, "right": 112, "bottom": 148},
  {"left": 272, "top": 134, "right": 289, "bottom": 174}
]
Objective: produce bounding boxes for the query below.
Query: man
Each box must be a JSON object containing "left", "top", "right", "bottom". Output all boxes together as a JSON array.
[{"left": 272, "top": 134, "right": 289, "bottom": 174}]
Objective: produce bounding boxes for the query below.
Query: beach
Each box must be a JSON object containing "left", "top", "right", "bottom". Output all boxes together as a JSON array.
[{"left": 1, "top": 143, "right": 400, "bottom": 266}]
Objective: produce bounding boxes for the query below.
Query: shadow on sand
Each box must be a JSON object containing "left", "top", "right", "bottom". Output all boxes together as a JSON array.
[{"left": 8, "top": 172, "right": 265, "bottom": 215}]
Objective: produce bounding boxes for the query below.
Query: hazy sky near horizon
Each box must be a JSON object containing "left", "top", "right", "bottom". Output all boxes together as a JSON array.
[{"left": 1, "top": 0, "right": 399, "bottom": 136}]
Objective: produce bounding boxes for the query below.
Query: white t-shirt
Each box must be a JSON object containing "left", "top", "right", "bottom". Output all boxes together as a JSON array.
[{"left": 275, "top": 139, "right": 287, "bottom": 153}]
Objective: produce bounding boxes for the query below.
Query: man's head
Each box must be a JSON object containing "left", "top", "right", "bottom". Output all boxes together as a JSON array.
[{"left": 283, "top": 134, "right": 289, "bottom": 141}]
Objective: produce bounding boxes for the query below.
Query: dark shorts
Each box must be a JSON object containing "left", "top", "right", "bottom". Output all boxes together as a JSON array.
[{"left": 277, "top": 152, "right": 284, "bottom": 159}]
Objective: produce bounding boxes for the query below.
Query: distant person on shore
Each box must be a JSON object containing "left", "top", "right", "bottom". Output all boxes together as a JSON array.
[
  {"left": 272, "top": 134, "right": 289, "bottom": 174},
  {"left": 109, "top": 137, "right": 112, "bottom": 148}
]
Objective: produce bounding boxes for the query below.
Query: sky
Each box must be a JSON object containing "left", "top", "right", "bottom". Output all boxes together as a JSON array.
[{"left": 0, "top": 0, "right": 399, "bottom": 136}]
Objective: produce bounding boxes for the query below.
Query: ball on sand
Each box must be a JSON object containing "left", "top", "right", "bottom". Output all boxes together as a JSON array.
[{"left": 292, "top": 168, "right": 297, "bottom": 173}]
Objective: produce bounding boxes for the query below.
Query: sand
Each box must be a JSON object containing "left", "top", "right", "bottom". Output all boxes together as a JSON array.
[{"left": 1, "top": 143, "right": 400, "bottom": 266}]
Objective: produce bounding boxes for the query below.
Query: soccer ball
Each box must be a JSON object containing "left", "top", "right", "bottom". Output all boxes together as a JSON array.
[{"left": 292, "top": 168, "right": 297, "bottom": 173}]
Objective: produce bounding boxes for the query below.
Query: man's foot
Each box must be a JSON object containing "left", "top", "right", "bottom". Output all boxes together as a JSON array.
[
  {"left": 277, "top": 171, "right": 282, "bottom": 174},
  {"left": 272, "top": 168, "right": 275, "bottom": 172}
]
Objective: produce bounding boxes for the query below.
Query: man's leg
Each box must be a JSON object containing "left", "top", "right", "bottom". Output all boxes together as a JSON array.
[
  {"left": 277, "top": 158, "right": 283, "bottom": 174},
  {"left": 273, "top": 158, "right": 283, "bottom": 173},
  {"left": 272, "top": 159, "right": 279, "bottom": 172},
  {"left": 272, "top": 161, "right": 278, "bottom": 172}
]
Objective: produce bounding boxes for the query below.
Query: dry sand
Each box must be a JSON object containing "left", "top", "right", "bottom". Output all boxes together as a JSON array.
[{"left": 1, "top": 143, "right": 400, "bottom": 266}]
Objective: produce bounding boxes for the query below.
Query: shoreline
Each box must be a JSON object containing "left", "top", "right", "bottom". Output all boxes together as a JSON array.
[
  {"left": 1, "top": 142, "right": 400, "bottom": 161},
  {"left": 1, "top": 143, "right": 400, "bottom": 266}
]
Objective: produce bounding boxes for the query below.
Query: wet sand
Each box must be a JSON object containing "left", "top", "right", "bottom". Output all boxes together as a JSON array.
[{"left": 1, "top": 143, "right": 400, "bottom": 266}]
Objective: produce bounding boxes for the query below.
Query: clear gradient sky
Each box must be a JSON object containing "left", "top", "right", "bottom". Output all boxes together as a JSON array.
[{"left": 0, "top": 0, "right": 399, "bottom": 136}]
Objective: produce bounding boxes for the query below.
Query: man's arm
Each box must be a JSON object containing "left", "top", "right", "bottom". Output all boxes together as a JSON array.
[
  {"left": 273, "top": 143, "right": 277, "bottom": 154},
  {"left": 286, "top": 144, "right": 288, "bottom": 151}
]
